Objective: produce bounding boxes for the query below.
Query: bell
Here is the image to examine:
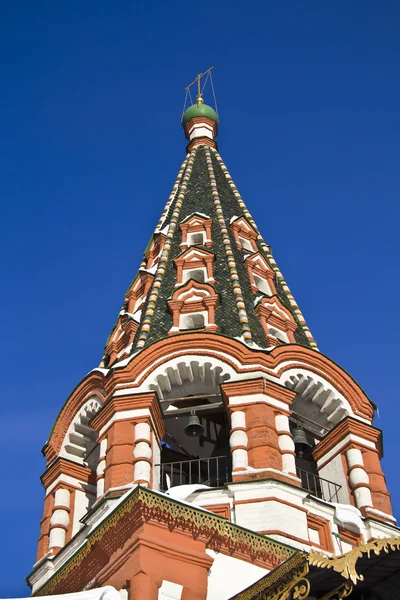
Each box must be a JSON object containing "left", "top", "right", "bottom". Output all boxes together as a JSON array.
[
  {"left": 293, "top": 426, "right": 312, "bottom": 458},
  {"left": 184, "top": 410, "right": 204, "bottom": 438}
]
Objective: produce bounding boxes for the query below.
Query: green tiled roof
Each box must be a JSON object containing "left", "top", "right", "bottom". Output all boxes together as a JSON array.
[{"left": 103, "top": 144, "right": 316, "bottom": 365}]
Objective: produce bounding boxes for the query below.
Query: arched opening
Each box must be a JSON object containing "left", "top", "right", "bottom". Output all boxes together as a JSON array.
[
  {"left": 61, "top": 397, "right": 102, "bottom": 469},
  {"left": 147, "top": 358, "right": 233, "bottom": 491},
  {"left": 59, "top": 397, "right": 103, "bottom": 533},
  {"left": 160, "top": 401, "right": 231, "bottom": 490},
  {"left": 283, "top": 371, "right": 351, "bottom": 428},
  {"left": 283, "top": 370, "right": 353, "bottom": 503}
]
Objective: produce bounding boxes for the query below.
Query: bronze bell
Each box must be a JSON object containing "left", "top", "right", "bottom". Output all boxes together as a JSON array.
[
  {"left": 184, "top": 410, "right": 204, "bottom": 438},
  {"left": 293, "top": 426, "right": 312, "bottom": 458}
]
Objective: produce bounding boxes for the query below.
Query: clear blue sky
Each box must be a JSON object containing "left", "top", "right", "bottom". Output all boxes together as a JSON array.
[{"left": 1, "top": 1, "right": 400, "bottom": 595}]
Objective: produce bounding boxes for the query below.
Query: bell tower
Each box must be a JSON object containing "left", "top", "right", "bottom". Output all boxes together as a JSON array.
[{"left": 28, "top": 73, "right": 398, "bottom": 600}]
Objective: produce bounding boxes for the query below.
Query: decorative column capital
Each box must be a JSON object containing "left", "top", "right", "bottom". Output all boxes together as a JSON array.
[
  {"left": 312, "top": 416, "right": 382, "bottom": 464},
  {"left": 91, "top": 391, "right": 165, "bottom": 441},
  {"left": 221, "top": 377, "right": 296, "bottom": 411},
  {"left": 41, "top": 457, "right": 96, "bottom": 490}
]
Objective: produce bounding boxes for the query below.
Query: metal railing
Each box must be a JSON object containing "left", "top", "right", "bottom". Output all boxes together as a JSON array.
[
  {"left": 296, "top": 467, "right": 341, "bottom": 503},
  {"left": 156, "top": 455, "right": 232, "bottom": 491}
]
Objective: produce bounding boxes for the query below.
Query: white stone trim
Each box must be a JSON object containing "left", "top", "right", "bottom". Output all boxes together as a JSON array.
[
  {"left": 228, "top": 393, "right": 288, "bottom": 412},
  {"left": 229, "top": 410, "right": 248, "bottom": 471},
  {"left": 316, "top": 434, "right": 376, "bottom": 468},
  {"left": 365, "top": 507, "right": 397, "bottom": 523},
  {"left": 49, "top": 489, "right": 71, "bottom": 549},
  {"left": 46, "top": 474, "right": 97, "bottom": 496},
  {"left": 98, "top": 408, "right": 150, "bottom": 437},
  {"left": 133, "top": 422, "right": 152, "bottom": 485}
]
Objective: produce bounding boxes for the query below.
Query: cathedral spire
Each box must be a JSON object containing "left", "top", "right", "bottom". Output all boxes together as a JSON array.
[
  {"left": 29, "top": 75, "right": 396, "bottom": 600},
  {"left": 101, "top": 75, "right": 318, "bottom": 366}
]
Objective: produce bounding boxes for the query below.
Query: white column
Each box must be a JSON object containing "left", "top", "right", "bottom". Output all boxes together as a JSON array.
[
  {"left": 230, "top": 410, "right": 248, "bottom": 471},
  {"left": 275, "top": 414, "right": 297, "bottom": 475},
  {"left": 346, "top": 448, "right": 373, "bottom": 509},
  {"left": 133, "top": 422, "right": 152, "bottom": 486},
  {"left": 96, "top": 438, "right": 108, "bottom": 499},
  {"left": 49, "top": 488, "right": 70, "bottom": 550}
]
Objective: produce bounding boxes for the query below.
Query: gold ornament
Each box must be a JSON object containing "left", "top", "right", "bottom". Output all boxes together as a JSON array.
[
  {"left": 319, "top": 581, "right": 353, "bottom": 600},
  {"left": 309, "top": 535, "right": 400, "bottom": 585}
]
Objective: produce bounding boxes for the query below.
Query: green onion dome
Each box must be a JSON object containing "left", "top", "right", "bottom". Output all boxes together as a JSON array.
[{"left": 182, "top": 103, "right": 219, "bottom": 126}]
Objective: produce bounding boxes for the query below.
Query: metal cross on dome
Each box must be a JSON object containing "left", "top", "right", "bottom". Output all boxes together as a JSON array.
[
  {"left": 182, "top": 66, "right": 219, "bottom": 119},
  {"left": 185, "top": 66, "right": 214, "bottom": 104}
]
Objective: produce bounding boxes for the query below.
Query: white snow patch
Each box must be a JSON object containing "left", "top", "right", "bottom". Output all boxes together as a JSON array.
[
  {"left": 333, "top": 503, "right": 364, "bottom": 533},
  {"left": 184, "top": 211, "right": 210, "bottom": 221},
  {"left": 89, "top": 367, "right": 109, "bottom": 376},
  {"left": 166, "top": 484, "right": 211, "bottom": 502},
  {"left": 132, "top": 310, "right": 142, "bottom": 323}
]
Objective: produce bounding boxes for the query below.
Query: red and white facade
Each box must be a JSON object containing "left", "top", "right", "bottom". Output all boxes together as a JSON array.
[{"left": 26, "top": 100, "right": 398, "bottom": 600}]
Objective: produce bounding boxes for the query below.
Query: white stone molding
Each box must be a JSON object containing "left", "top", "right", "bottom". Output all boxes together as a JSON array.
[
  {"left": 230, "top": 410, "right": 248, "bottom": 471},
  {"left": 49, "top": 488, "right": 70, "bottom": 550},
  {"left": 60, "top": 395, "right": 104, "bottom": 468},
  {"left": 146, "top": 357, "right": 233, "bottom": 401},
  {"left": 346, "top": 448, "right": 373, "bottom": 509},
  {"left": 133, "top": 422, "right": 152, "bottom": 486},
  {"left": 96, "top": 438, "right": 108, "bottom": 499},
  {"left": 275, "top": 414, "right": 296, "bottom": 475},
  {"left": 283, "top": 369, "right": 356, "bottom": 428},
  {"left": 187, "top": 120, "right": 215, "bottom": 142}
]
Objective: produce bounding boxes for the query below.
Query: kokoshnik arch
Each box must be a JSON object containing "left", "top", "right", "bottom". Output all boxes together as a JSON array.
[{"left": 26, "top": 78, "right": 399, "bottom": 600}]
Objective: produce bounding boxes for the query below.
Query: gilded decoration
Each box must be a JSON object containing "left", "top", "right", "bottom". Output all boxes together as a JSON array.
[
  {"left": 309, "top": 535, "right": 400, "bottom": 585},
  {"left": 230, "top": 553, "right": 309, "bottom": 600},
  {"left": 319, "top": 582, "right": 353, "bottom": 600},
  {"left": 35, "top": 486, "right": 294, "bottom": 596},
  {"left": 231, "top": 536, "right": 400, "bottom": 600}
]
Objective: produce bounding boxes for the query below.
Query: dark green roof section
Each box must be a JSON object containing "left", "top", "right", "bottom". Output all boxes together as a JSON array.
[
  {"left": 210, "top": 152, "right": 312, "bottom": 350},
  {"left": 210, "top": 154, "right": 268, "bottom": 346},
  {"left": 143, "top": 148, "right": 214, "bottom": 346},
  {"left": 130, "top": 146, "right": 312, "bottom": 351},
  {"left": 141, "top": 147, "right": 267, "bottom": 347}
]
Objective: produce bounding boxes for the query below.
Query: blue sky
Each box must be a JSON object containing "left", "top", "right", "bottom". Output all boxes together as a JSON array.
[{"left": 1, "top": 1, "right": 400, "bottom": 594}]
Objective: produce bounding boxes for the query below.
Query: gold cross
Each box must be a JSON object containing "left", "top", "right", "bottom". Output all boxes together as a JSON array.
[{"left": 185, "top": 67, "right": 214, "bottom": 103}]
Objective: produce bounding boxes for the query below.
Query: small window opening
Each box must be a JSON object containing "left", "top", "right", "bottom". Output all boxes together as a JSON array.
[
  {"left": 133, "top": 295, "right": 145, "bottom": 312},
  {"left": 189, "top": 232, "right": 205, "bottom": 245},
  {"left": 269, "top": 326, "right": 288, "bottom": 344},
  {"left": 238, "top": 236, "right": 253, "bottom": 252},
  {"left": 181, "top": 313, "right": 206, "bottom": 330},
  {"left": 184, "top": 268, "right": 205, "bottom": 283},
  {"left": 254, "top": 274, "right": 271, "bottom": 295}
]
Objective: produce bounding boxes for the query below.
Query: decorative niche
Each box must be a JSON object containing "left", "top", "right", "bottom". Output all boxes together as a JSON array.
[
  {"left": 168, "top": 280, "right": 219, "bottom": 334},
  {"left": 179, "top": 213, "right": 212, "bottom": 250}
]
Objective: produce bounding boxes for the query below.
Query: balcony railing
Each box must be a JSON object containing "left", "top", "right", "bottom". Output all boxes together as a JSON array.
[
  {"left": 296, "top": 467, "right": 341, "bottom": 503},
  {"left": 156, "top": 455, "right": 232, "bottom": 491}
]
